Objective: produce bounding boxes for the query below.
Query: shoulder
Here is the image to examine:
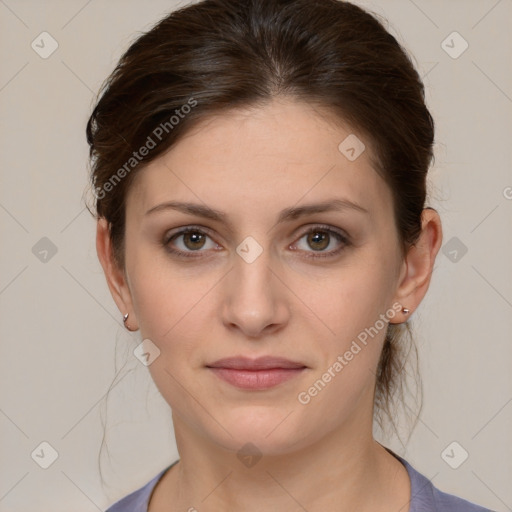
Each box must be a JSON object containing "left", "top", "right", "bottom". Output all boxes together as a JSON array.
[
  {"left": 396, "top": 454, "right": 496, "bottom": 512},
  {"left": 104, "top": 456, "right": 496, "bottom": 512},
  {"left": 104, "top": 464, "right": 175, "bottom": 512}
]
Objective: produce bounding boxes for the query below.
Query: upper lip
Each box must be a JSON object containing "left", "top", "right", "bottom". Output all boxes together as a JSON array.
[{"left": 206, "top": 356, "right": 307, "bottom": 370}]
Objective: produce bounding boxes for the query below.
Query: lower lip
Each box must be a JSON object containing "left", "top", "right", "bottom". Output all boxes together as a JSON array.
[{"left": 208, "top": 367, "right": 306, "bottom": 390}]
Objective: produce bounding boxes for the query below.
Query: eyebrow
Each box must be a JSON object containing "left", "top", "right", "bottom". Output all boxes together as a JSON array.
[{"left": 144, "top": 198, "right": 369, "bottom": 224}]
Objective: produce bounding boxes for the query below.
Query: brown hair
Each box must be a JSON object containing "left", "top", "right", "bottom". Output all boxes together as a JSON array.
[{"left": 87, "top": 0, "right": 432, "bottom": 456}]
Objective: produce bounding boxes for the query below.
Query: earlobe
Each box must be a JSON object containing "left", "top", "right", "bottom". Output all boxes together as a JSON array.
[
  {"left": 96, "top": 218, "right": 139, "bottom": 331},
  {"left": 389, "top": 208, "right": 443, "bottom": 324}
]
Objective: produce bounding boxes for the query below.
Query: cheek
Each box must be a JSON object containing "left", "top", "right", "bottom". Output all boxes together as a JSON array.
[
  {"left": 294, "top": 268, "right": 394, "bottom": 430},
  {"left": 126, "top": 235, "right": 211, "bottom": 335},
  {"left": 131, "top": 267, "right": 216, "bottom": 347},
  {"left": 129, "top": 266, "right": 218, "bottom": 415},
  {"left": 294, "top": 253, "right": 398, "bottom": 413},
  {"left": 303, "top": 256, "right": 395, "bottom": 346}
]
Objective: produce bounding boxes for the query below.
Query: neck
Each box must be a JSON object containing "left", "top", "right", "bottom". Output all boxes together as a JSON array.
[{"left": 157, "top": 415, "right": 410, "bottom": 512}]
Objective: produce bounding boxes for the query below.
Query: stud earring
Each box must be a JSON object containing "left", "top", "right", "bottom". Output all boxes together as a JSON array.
[
  {"left": 123, "top": 313, "right": 136, "bottom": 332},
  {"left": 402, "top": 307, "right": 410, "bottom": 315}
]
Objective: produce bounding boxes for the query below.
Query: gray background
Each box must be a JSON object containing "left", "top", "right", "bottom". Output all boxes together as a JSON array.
[{"left": 0, "top": 0, "right": 511, "bottom": 510}]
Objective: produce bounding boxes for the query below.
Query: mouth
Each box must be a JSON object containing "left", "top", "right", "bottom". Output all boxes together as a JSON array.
[{"left": 206, "top": 356, "right": 307, "bottom": 390}]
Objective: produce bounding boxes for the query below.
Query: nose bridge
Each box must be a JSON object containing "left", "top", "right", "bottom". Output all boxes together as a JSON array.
[
  {"left": 233, "top": 233, "right": 272, "bottom": 284},
  {"left": 232, "top": 239, "right": 274, "bottom": 306},
  {"left": 222, "top": 237, "right": 287, "bottom": 336},
  {"left": 235, "top": 248, "right": 271, "bottom": 293}
]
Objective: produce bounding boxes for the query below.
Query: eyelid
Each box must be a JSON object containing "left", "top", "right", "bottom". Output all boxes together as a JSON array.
[
  {"left": 164, "top": 224, "right": 218, "bottom": 243},
  {"left": 293, "top": 223, "right": 349, "bottom": 242}
]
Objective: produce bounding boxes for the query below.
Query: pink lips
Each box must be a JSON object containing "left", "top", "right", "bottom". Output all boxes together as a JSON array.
[{"left": 206, "top": 356, "right": 307, "bottom": 390}]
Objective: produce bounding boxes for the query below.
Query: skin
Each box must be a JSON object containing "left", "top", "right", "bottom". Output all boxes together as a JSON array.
[{"left": 97, "top": 96, "right": 442, "bottom": 511}]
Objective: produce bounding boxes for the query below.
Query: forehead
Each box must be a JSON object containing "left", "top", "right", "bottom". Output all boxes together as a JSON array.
[{"left": 126, "top": 97, "right": 391, "bottom": 221}]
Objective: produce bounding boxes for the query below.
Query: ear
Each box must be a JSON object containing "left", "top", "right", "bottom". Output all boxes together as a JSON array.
[
  {"left": 389, "top": 208, "right": 443, "bottom": 324},
  {"left": 96, "top": 217, "right": 138, "bottom": 331}
]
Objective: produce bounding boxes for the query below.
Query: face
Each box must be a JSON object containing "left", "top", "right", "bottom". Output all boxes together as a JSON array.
[{"left": 120, "top": 97, "right": 406, "bottom": 455}]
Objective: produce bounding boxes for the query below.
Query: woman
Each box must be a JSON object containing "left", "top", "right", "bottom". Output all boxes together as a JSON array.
[{"left": 88, "top": 0, "right": 495, "bottom": 510}]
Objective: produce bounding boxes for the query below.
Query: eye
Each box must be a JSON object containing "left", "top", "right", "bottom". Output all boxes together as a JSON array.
[
  {"left": 163, "top": 224, "right": 350, "bottom": 260},
  {"left": 291, "top": 225, "right": 350, "bottom": 258},
  {"left": 164, "top": 227, "right": 220, "bottom": 258}
]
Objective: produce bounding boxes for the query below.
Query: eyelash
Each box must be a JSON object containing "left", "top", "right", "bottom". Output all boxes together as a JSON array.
[{"left": 163, "top": 224, "right": 351, "bottom": 260}]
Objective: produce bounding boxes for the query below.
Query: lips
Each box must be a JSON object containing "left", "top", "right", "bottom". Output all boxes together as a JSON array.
[
  {"left": 206, "top": 356, "right": 307, "bottom": 390},
  {"left": 206, "top": 356, "right": 306, "bottom": 370}
]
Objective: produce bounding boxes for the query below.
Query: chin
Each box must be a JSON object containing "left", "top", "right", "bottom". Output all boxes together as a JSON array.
[{"left": 205, "top": 406, "right": 314, "bottom": 457}]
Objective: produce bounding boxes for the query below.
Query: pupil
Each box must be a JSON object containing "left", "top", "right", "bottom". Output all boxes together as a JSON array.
[
  {"left": 309, "top": 231, "right": 329, "bottom": 251},
  {"left": 184, "top": 232, "right": 205, "bottom": 250}
]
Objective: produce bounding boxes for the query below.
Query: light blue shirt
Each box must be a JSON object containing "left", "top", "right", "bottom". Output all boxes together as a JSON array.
[{"left": 105, "top": 451, "right": 496, "bottom": 511}]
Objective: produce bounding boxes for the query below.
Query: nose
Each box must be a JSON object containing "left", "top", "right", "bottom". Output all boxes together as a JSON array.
[{"left": 221, "top": 247, "right": 290, "bottom": 339}]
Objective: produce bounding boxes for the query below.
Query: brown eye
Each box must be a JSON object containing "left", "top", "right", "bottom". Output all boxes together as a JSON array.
[
  {"left": 182, "top": 231, "right": 207, "bottom": 250},
  {"left": 307, "top": 231, "right": 330, "bottom": 251},
  {"left": 164, "top": 227, "right": 219, "bottom": 258},
  {"left": 292, "top": 225, "right": 350, "bottom": 259}
]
